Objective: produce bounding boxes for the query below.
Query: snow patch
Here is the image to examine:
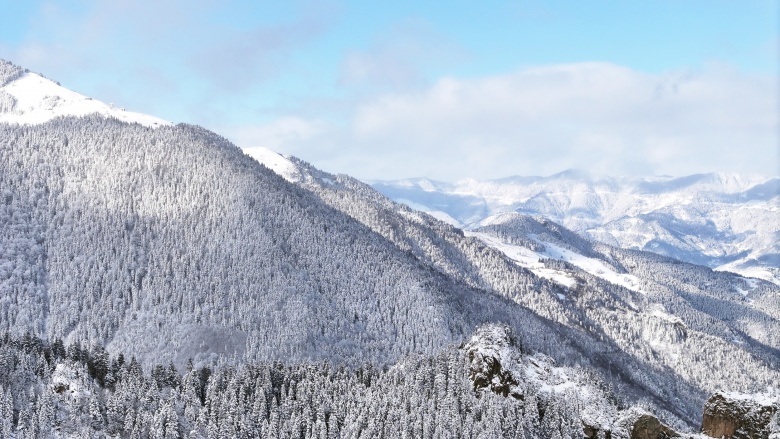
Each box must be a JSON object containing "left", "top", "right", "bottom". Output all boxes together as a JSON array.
[
  {"left": 51, "top": 362, "right": 92, "bottom": 400},
  {"left": 243, "top": 146, "right": 301, "bottom": 183},
  {"left": 720, "top": 389, "right": 779, "bottom": 407},
  {"left": 467, "top": 230, "right": 643, "bottom": 293},
  {"left": 466, "top": 231, "right": 577, "bottom": 288},
  {"left": 0, "top": 72, "right": 171, "bottom": 128},
  {"left": 717, "top": 265, "right": 780, "bottom": 287},
  {"left": 538, "top": 239, "right": 644, "bottom": 293},
  {"left": 648, "top": 305, "right": 683, "bottom": 325}
]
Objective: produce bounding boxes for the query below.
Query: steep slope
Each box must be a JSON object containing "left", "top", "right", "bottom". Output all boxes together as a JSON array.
[
  {"left": 471, "top": 213, "right": 780, "bottom": 404},
  {"left": 274, "top": 158, "right": 780, "bottom": 428},
  {"left": 371, "top": 171, "right": 780, "bottom": 285},
  {"left": 0, "top": 61, "right": 169, "bottom": 127},
  {"left": 1, "top": 116, "right": 528, "bottom": 368},
  {"left": 0, "top": 61, "right": 585, "bottom": 377}
]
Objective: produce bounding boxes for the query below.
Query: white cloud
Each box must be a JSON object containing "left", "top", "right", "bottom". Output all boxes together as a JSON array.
[
  {"left": 224, "top": 117, "right": 331, "bottom": 153},
  {"left": 3, "top": 2, "right": 775, "bottom": 182},
  {"left": 330, "top": 62, "right": 777, "bottom": 180},
  {"left": 338, "top": 19, "right": 467, "bottom": 92},
  {"left": 225, "top": 62, "right": 778, "bottom": 181}
]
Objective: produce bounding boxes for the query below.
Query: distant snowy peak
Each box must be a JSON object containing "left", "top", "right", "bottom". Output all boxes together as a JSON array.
[
  {"left": 371, "top": 171, "right": 780, "bottom": 285},
  {"left": 382, "top": 171, "right": 776, "bottom": 200},
  {"left": 0, "top": 65, "right": 171, "bottom": 128},
  {"left": 243, "top": 146, "right": 301, "bottom": 183}
]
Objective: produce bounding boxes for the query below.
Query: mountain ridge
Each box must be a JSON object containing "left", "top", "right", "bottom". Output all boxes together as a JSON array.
[
  {"left": 0, "top": 59, "right": 170, "bottom": 128},
  {"left": 371, "top": 171, "right": 780, "bottom": 285}
]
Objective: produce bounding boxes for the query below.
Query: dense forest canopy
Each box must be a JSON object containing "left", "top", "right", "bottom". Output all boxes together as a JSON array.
[{"left": 0, "top": 58, "right": 778, "bottom": 436}]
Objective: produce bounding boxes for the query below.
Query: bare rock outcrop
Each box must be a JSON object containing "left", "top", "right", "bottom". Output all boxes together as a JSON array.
[
  {"left": 631, "top": 414, "right": 679, "bottom": 439},
  {"left": 701, "top": 392, "right": 778, "bottom": 439},
  {"left": 462, "top": 324, "right": 522, "bottom": 399}
]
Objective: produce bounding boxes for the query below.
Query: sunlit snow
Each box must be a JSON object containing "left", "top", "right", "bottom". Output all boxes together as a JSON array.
[
  {"left": 0, "top": 72, "right": 171, "bottom": 128},
  {"left": 243, "top": 146, "right": 301, "bottom": 183},
  {"left": 720, "top": 389, "right": 779, "bottom": 407},
  {"left": 467, "top": 231, "right": 643, "bottom": 293},
  {"left": 395, "top": 198, "right": 463, "bottom": 227},
  {"left": 374, "top": 173, "right": 780, "bottom": 286}
]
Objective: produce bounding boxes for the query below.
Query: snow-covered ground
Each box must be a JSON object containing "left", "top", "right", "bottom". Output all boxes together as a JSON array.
[
  {"left": 719, "top": 389, "right": 779, "bottom": 407},
  {"left": 467, "top": 231, "right": 577, "bottom": 288},
  {"left": 243, "top": 146, "right": 301, "bottom": 183},
  {"left": 0, "top": 71, "right": 171, "bottom": 128},
  {"left": 0, "top": 69, "right": 314, "bottom": 187},
  {"left": 51, "top": 362, "right": 92, "bottom": 401},
  {"left": 467, "top": 230, "right": 643, "bottom": 293},
  {"left": 463, "top": 325, "right": 617, "bottom": 433}
]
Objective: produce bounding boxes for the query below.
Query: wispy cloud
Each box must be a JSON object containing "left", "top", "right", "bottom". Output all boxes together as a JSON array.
[
  {"left": 190, "top": 15, "right": 329, "bottom": 93},
  {"left": 338, "top": 19, "right": 467, "bottom": 92},
  {"left": 1, "top": 0, "right": 334, "bottom": 124}
]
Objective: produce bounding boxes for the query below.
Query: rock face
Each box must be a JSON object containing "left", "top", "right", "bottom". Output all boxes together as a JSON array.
[
  {"left": 631, "top": 414, "right": 680, "bottom": 439},
  {"left": 584, "top": 423, "right": 612, "bottom": 439},
  {"left": 462, "top": 324, "right": 522, "bottom": 399},
  {"left": 701, "top": 392, "right": 778, "bottom": 439}
]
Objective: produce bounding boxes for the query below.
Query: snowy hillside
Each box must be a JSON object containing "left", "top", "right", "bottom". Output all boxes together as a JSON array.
[
  {"left": 371, "top": 171, "right": 780, "bottom": 285},
  {"left": 0, "top": 61, "right": 170, "bottom": 128},
  {"left": 243, "top": 146, "right": 302, "bottom": 183},
  {"left": 283, "top": 157, "right": 780, "bottom": 428},
  {"left": 0, "top": 326, "right": 680, "bottom": 438},
  {"left": 473, "top": 212, "right": 780, "bottom": 350}
]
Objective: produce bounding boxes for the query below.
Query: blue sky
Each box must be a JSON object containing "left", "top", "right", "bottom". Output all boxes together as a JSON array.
[{"left": 1, "top": 0, "right": 777, "bottom": 180}]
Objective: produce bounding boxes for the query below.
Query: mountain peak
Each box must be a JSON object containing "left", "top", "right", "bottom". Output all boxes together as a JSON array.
[
  {"left": 0, "top": 59, "right": 171, "bottom": 128},
  {"left": 549, "top": 168, "right": 592, "bottom": 181}
]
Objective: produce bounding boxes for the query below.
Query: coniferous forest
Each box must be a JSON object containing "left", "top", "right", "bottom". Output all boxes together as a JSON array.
[{"left": 0, "top": 60, "right": 778, "bottom": 437}]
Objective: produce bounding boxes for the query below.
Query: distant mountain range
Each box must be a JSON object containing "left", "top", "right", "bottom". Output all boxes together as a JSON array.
[
  {"left": 370, "top": 171, "right": 780, "bottom": 285},
  {"left": 1, "top": 58, "right": 778, "bottom": 436}
]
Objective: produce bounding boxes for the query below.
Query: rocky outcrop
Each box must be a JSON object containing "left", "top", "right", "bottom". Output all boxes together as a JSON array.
[
  {"left": 462, "top": 324, "right": 522, "bottom": 399},
  {"left": 701, "top": 392, "right": 778, "bottom": 439},
  {"left": 631, "top": 414, "right": 679, "bottom": 439},
  {"left": 584, "top": 422, "right": 612, "bottom": 439}
]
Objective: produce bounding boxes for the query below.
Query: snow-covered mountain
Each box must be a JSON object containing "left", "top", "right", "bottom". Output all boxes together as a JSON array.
[
  {"left": 370, "top": 171, "right": 780, "bottom": 285},
  {"left": 284, "top": 158, "right": 780, "bottom": 425},
  {"left": 0, "top": 61, "right": 170, "bottom": 128},
  {"left": 1, "top": 58, "right": 778, "bottom": 436}
]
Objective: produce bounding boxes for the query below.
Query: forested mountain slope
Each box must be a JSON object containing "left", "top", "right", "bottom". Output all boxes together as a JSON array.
[
  {"left": 473, "top": 212, "right": 780, "bottom": 348},
  {"left": 471, "top": 213, "right": 780, "bottom": 374},
  {"left": 284, "top": 160, "right": 780, "bottom": 427},
  {"left": 0, "top": 326, "right": 645, "bottom": 438},
  {"left": 0, "top": 59, "right": 578, "bottom": 373},
  {"left": 1, "top": 59, "right": 778, "bottom": 435},
  {"left": 0, "top": 115, "right": 498, "bottom": 367}
]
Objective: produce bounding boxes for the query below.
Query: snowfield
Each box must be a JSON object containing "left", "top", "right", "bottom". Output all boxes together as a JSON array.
[
  {"left": 0, "top": 71, "right": 171, "bottom": 128},
  {"left": 467, "top": 230, "right": 643, "bottom": 293},
  {"left": 243, "top": 146, "right": 301, "bottom": 183}
]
